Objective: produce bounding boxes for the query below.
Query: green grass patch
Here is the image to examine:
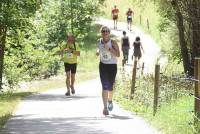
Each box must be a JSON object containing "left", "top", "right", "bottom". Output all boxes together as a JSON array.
[
  {"left": 114, "top": 69, "right": 197, "bottom": 134},
  {"left": 115, "top": 94, "right": 195, "bottom": 134},
  {"left": 150, "top": 96, "right": 194, "bottom": 134},
  {"left": 0, "top": 92, "right": 32, "bottom": 129}
]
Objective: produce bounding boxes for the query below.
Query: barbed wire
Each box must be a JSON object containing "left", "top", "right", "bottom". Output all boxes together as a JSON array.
[
  {"left": 119, "top": 65, "right": 200, "bottom": 133},
  {"left": 189, "top": 122, "right": 198, "bottom": 134}
]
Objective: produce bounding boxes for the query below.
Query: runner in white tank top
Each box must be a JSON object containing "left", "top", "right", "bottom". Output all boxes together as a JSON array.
[{"left": 96, "top": 26, "right": 120, "bottom": 115}]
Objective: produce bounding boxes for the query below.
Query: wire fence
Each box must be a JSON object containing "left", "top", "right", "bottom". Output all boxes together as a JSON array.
[
  {"left": 154, "top": 60, "right": 200, "bottom": 133},
  {"left": 115, "top": 58, "right": 200, "bottom": 134}
]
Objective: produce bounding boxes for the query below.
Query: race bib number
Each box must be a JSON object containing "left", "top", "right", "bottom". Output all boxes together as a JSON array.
[
  {"left": 101, "top": 50, "right": 111, "bottom": 61},
  {"left": 66, "top": 52, "right": 73, "bottom": 58},
  {"left": 128, "top": 16, "right": 132, "bottom": 19}
]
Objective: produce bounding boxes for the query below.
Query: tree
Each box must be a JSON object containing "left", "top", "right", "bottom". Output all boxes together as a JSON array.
[
  {"left": 171, "top": 0, "right": 191, "bottom": 75},
  {"left": 0, "top": 0, "right": 104, "bottom": 88},
  {"left": 44, "top": 0, "right": 101, "bottom": 47},
  {"left": 156, "top": 0, "right": 200, "bottom": 76},
  {"left": 0, "top": 0, "right": 38, "bottom": 89}
]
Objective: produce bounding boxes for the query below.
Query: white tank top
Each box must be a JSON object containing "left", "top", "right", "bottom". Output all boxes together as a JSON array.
[{"left": 98, "top": 39, "right": 117, "bottom": 64}]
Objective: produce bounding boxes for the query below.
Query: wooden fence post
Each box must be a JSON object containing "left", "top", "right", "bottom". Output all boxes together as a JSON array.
[
  {"left": 153, "top": 64, "right": 160, "bottom": 116},
  {"left": 194, "top": 57, "right": 200, "bottom": 131},
  {"left": 147, "top": 19, "right": 149, "bottom": 30},
  {"left": 130, "top": 60, "right": 137, "bottom": 99},
  {"left": 141, "top": 62, "right": 144, "bottom": 75}
]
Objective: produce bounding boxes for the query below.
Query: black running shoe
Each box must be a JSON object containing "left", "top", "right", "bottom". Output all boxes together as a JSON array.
[
  {"left": 65, "top": 90, "right": 70, "bottom": 96},
  {"left": 71, "top": 86, "right": 75, "bottom": 94},
  {"left": 103, "top": 109, "right": 109, "bottom": 115}
]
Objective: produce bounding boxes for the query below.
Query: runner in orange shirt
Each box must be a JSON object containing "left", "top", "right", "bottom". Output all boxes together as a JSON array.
[{"left": 111, "top": 5, "right": 119, "bottom": 29}]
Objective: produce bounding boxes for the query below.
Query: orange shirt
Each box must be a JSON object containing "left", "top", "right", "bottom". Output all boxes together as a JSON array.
[{"left": 112, "top": 8, "right": 119, "bottom": 16}]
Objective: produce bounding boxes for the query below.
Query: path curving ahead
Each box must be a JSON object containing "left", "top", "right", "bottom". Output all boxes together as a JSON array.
[
  {"left": 96, "top": 18, "right": 162, "bottom": 73},
  {"left": 1, "top": 18, "right": 163, "bottom": 134}
]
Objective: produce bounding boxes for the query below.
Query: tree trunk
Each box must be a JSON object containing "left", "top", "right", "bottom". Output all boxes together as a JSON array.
[
  {"left": 189, "top": 1, "right": 200, "bottom": 75},
  {"left": 176, "top": 12, "right": 192, "bottom": 75},
  {"left": 0, "top": 28, "right": 7, "bottom": 89},
  {"left": 172, "top": 0, "right": 192, "bottom": 75}
]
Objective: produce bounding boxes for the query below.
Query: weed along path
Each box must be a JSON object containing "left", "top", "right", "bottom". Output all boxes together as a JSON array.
[{"left": 1, "top": 19, "right": 162, "bottom": 134}]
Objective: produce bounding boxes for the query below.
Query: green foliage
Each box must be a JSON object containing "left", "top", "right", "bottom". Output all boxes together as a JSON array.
[
  {"left": 42, "top": 0, "right": 101, "bottom": 46},
  {"left": 1, "top": 0, "right": 103, "bottom": 88},
  {"left": 0, "top": 0, "right": 38, "bottom": 30}
]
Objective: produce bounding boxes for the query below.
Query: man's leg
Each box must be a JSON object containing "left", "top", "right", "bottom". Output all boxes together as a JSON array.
[
  {"left": 130, "top": 21, "right": 132, "bottom": 31},
  {"left": 70, "top": 73, "right": 75, "bottom": 94},
  {"left": 127, "top": 19, "right": 129, "bottom": 29},
  {"left": 116, "top": 20, "right": 118, "bottom": 29},
  {"left": 113, "top": 19, "right": 115, "bottom": 29},
  {"left": 65, "top": 72, "right": 71, "bottom": 95}
]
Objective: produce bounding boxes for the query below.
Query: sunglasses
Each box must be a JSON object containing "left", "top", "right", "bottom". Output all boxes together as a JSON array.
[{"left": 101, "top": 29, "right": 110, "bottom": 33}]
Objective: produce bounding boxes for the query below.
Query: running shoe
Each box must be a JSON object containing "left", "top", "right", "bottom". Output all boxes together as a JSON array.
[
  {"left": 65, "top": 90, "right": 70, "bottom": 96},
  {"left": 108, "top": 101, "right": 113, "bottom": 111},
  {"left": 103, "top": 109, "right": 109, "bottom": 115},
  {"left": 71, "top": 86, "right": 75, "bottom": 94}
]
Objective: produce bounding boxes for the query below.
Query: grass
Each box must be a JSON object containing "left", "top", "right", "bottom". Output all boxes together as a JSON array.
[
  {"left": 0, "top": 92, "right": 31, "bottom": 130},
  {"left": 113, "top": 63, "right": 197, "bottom": 134},
  {"left": 114, "top": 91, "right": 195, "bottom": 134},
  {"left": 150, "top": 96, "right": 194, "bottom": 134}
]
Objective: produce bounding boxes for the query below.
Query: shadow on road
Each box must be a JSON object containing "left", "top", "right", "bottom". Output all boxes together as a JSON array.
[
  {"left": 1, "top": 115, "right": 119, "bottom": 134},
  {"left": 23, "top": 93, "right": 100, "bottom": 102}
]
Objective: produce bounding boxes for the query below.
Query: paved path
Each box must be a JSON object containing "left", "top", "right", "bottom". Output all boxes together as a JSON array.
[{"left": 1, "top": 79, "right": 162, "bottom": 134}]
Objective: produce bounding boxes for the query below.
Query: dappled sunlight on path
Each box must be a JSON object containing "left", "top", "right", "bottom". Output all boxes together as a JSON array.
[{"left": 1, "top": 79, "right": 162, "bottom": 134}]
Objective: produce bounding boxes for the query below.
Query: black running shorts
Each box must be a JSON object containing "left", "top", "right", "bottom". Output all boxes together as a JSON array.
[
  {"left": 64, "top": 63, "right": 77, "bottom": 74},
  {"left": 99, "top": 62, "right": 117, "bottom": 91}
]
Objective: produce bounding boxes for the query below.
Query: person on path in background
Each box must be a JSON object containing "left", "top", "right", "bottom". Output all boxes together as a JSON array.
[
  {"left": 126, "top": 8, "right": 134, "bottom": 31},
  {"left": 132, "top": 36, "right": 144, "bottom": 68},
  {"left": 59, "top": 34, "right": 80, "bottom": 96},
  {"left": 111, "top": 5, "right": 119, "bottom": 29},
  {"left": 121, "top": 31, "right": 130, "bottom": 67},
  {"left": 96, "top": 26, "right": 120, "bottom": 115}
]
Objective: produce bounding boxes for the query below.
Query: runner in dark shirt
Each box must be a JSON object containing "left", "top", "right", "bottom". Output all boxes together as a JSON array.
[
  {"left": 126, "top": 8, "right": 134, "bottom": 31},
  {"left": 121, "top": 31, "right": 130, "bottom": 67}
]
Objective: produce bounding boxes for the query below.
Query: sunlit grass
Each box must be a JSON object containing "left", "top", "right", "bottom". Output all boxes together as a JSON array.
[
  {"left": 114, "top": 77, "right": 195, "bottom": 134},
  {"left": 113, "top": 61, "right": 196, "bottom": 134},
  {"left": 150, "top": 96, "right": 194, "bottom": 134},
  {"left": 0, "top": 92, "right": 31, "bottom": 129}
]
